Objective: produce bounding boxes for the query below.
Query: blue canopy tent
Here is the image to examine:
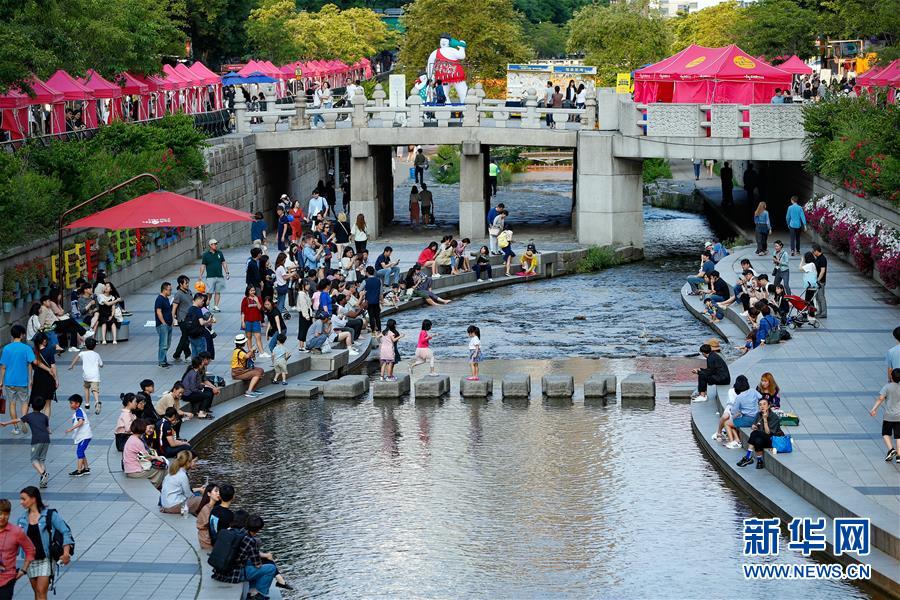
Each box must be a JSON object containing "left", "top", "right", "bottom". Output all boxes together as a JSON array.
[{"left": 221, "top": 71, "right": 277, "bottom": 86}]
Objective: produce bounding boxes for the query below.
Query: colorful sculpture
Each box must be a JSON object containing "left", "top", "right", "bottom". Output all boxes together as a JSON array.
[{"left": 426, "top": 33, "right": 468, "bottom": 102}]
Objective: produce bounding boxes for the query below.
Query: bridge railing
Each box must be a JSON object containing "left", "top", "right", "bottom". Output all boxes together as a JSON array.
[
  {"left": 233, "top": 83, "right": 595, "bottom": 133},
  {"left": 622, "top": 101, "right": 804, "bottom": 139}
]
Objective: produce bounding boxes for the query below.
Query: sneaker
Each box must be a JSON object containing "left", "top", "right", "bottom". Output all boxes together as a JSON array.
[
  {"left": 349, "top": 349, "right": 360, "bottom": 356},
  {"left": 433, "top": 273, "right": 441, "bottom": 278},
  {"left": 275, "top": 581, "right": 295, "bottom": 591},
  {"left": 692, "top": 394, "right": 708, "bottom": 402},
  {"left": 69, "top": 469, "right": 83, "bottom": 477},
  {"left": 83, "top": 330, "right": 94, "bottom": 338},
  {"left": 477, "top": 279, "right": 483, "bottom": 282},
  {"left": 711, "top": 432, "right": 722, "bottom": 442},
  {"left": 244, "top": 392, "right": 256, "bottom": 398},
  {"left": 258, "top": 352, "right": 271, "bottom": 359},
  {"left": 725, "top": 440, "right": 742, "bottom": 449},
  {"left": 122, "top": 311, "right": 132, "bottom": 317},
  {"left": 281, "top": 381, "right": 288, "bottom": 386},
  {"left": 159, "top": 363, "right": 171, "bottom": 369},
  {"left": 212, "top": 306, "right": 221, "bottom": 312},
  {"left": 11, "top": 426, "right": 20, "bottom": 435},
  {"left": 387, "top": 376, "right": 397, "bottom": 382},
  {"left": 736, "top": 456, "right": 753, "bottom": 467},
  {"left": 886, "top": 449, "right": 897, "bottom": 462},
  {"left": 68, "top": 346, "right": 80, "bottom": 352},
  {"left": 489, "top": 278, "right": 493, "bottom": 282},
  {"left": 756, "top": 458, "right": 765, "bottom": 469},
  {"left": 83, "top": 467, "right": 90, "bottom": 473},
  {"left": 39, "top": 472, "right": 48, "bottom": 488},
  {"left": 94, "top": 401, "right": 102, "bottom": 415},
  {"left": 465, "top": 376, "right": 479, "bottom": 381}
]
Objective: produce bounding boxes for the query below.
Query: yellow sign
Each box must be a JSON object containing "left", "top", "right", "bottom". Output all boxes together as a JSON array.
[
  {"left": 733, "top": 56, "right": 755, "bottom": 69},
  {"left": 686, "top": 56, "right": 707, "bottom": 68},
  {"left": 616, "top": 72, "right": 632, "bottom": 94}
]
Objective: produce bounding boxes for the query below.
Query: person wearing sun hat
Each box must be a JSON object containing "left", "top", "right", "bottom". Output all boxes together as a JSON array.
[
  {"left": 231, "top": 334, "right": 264, "bottom": 398},
  {"left": 691, "top": 338, "right": 730, "bottom": 402}
]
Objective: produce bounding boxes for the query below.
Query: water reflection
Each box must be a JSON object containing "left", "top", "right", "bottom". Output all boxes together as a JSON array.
[{"left": 194, "top": 357, "right": 870, "bottom": 599}]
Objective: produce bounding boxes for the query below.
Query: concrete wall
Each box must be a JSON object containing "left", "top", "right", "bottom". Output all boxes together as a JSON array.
[{"left": 0, "top": 133, "right": 327, "bottom": 338}]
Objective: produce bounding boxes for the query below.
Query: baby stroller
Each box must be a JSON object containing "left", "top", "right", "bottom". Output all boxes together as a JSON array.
[{"left": 785, "top": 293, "right": 820, "bottom": 329}]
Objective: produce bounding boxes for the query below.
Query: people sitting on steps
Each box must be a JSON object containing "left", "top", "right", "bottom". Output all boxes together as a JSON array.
[{"left": 691, "top": 340, "right": 731, "bottom": 402}]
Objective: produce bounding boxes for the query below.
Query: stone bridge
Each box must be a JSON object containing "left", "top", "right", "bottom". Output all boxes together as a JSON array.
[{"left": 236, "top": 84, "right": 807, "bottom": 249}]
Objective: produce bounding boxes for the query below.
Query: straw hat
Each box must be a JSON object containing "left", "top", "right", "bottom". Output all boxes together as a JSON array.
[
  {"left": 705, "top": 338, "right": 721, "bottom": 351},
  {"left": 234, "top": 334, "right": 248, "bottom": 345}
]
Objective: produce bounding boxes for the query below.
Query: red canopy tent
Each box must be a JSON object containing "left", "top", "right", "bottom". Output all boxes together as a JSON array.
[
  {"left": 65, "top": 190, "right": 255, "bottom": 230},
  {"left": 130, "top": 73, "right": 166, "bottom": 117},
  {"left": 868, "top": 59, "right": 900, "bottom": 86},
  {"left": 46, "top": 70, "right": 99, "bottom": 128},
  {"left": 79, "top": 70, "right": 123, "bottom": 123},
  {"left": 174, "top": 63, "right": 205, "bottom": 112},
  {"left": 0, "top": 88, "right": 30, "bottom": 140},
  {"left": 18, "top": 77, "right": 66, "bottom": 135},
  {"left": 635, "top": 45, "right": 792, "bottom": 104},
  {"left": 189, "top": 62, "right": 223, "bottom": 110},
  {"left": 161, "top": 65, "right": 192, "bottom": 113},
  {"left": 116, "top": 72, "right": 149, "bottom": 120},
  {"left": 238, "top": 61, "right": 265, "bottom": 77},
  {"left": 777, "top": 55, "right": 813, "bottom": 75}
]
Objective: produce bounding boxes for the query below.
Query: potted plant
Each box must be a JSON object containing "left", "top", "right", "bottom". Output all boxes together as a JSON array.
[
  {"left": 97, "top": 235, "right": 111, "bottom": 271},
  {"left": 4, "top": 268, "right": 19, "bottom": 299},
  {"left": 2, "top": 290, "right": 12, "bottom": 313}
]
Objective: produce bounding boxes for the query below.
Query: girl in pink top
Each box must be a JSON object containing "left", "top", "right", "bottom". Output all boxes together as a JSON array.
[
  {"left": 379, "top": 319, "right": 403, "bottom": 381},
  {"left": 409, "top": 319, "right": 437, "bottom": 376}
]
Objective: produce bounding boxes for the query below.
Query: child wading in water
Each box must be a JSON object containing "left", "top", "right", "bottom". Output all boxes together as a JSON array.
[
  {"left": 409, "top": 319, "right": 438, "bottom": 376},
  {"left": 466, "top": 325, "right": 482, "bottom": 381},
  {"left": 379, "top": 319, "right": 402, "bottom": 381}
]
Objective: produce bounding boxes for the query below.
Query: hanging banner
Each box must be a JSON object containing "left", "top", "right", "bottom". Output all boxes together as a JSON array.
[{"left": 616, "top": 73, "right": 632, "bottom": 94}]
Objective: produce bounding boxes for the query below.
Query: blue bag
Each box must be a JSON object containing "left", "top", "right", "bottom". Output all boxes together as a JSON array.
[{"left": 772, "top": 435, "right": 793, "bottom": 453}]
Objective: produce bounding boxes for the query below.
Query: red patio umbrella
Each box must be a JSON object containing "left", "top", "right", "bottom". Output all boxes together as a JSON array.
[{"left": 64, "top": 190, "right": 255, "bottom": 230}]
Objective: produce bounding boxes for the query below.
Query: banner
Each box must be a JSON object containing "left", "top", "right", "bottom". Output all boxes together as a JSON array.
[{"left": 616, "top": 73, "right": 632, "bottom": 94}]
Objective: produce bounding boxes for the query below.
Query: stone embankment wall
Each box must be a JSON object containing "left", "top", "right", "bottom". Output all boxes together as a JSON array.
[{"left": 0, "top": 133, "right": 326, "bottom": 338}]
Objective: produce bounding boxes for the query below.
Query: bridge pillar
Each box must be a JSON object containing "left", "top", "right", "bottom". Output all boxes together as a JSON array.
[
  {"left": 575, "top": 133, "right": 644, "bottom": 251},
  {"left": 350, "top": 142, "right": 378, "bottom": 238},
  {"left": 459, "top": 141, "right": 486, "bottom": 240}
]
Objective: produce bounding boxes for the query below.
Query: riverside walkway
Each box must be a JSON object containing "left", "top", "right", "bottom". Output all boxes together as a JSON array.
[
  {"left": 0, "top": 239, "right": 583, "bottom": 599},
  {"left": 682, "top": 237, "right": 900, "bottom": 593}
]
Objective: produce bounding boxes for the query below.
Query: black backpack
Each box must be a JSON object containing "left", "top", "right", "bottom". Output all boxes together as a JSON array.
[
  {"left": 45, "top": 508, "right": 74, "bottom": 561},
  {"left": 183, "top": 310, "right": 203, "bottom": 338},
  {"left": 208, "top": 528, "right": 245, "bottom": 572}
]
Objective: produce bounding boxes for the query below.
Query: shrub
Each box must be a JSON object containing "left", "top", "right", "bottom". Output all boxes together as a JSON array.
[
  {"left": 432, "top": 145, "right": 460, "bottom": 184},
  {"left": 576, "top": 246, "right": 620, "bottom": 273},
  {"left": 642, "top": 158, "right": 672, "bottom": 183}
]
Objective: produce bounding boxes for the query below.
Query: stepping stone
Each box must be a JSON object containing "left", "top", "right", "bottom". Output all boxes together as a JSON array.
[
  {"left": 373, "top": 374, "right": 411, "bottom": 399},
  {"left": 621, "top": 373, "right": 655, "bottom": 398},
  {"left": 501, "top": 374, "right": 531, "bottom": 398},
  {"left": 284, "top": 384, "right": 320, "bottom": 399},
  {"left": 669, "top": 384, "right": 695, "bottom": 403},
  {"left": 460, "top": 376, "right": 493, "bottom": 398},
  {"left": 322, "top": 375, "right": 369, "bottom": 400},
  {"left": 541, "top": 374, "right": 574, "bottom": 397},
  {"left": 585, "top": 373, "right": 616, "bottom": 398},
  {"left": 414, "top": 375, "right": 451, "bottom": 398},
  {"left": 310, "top": 349, "right": 349, "bottom": 372}
]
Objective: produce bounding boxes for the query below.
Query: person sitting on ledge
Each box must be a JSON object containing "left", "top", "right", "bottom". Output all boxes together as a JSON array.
[
  {"left": 156, "top": 407, "right": 193, "bottom": 458},
  {"left": 687, "top": 250, "right": 715, "bottom": 295},
  {"left": 417, "top": 242, "right": 441, "bottom": 278},
  {"left": 736, "top": 397, "right": 784, "bottom": 469},
  {"left": 196, "top": 483, "right": 219, "bottom": 549},
  {"left": 155, "top": 382, "right": 192, "bottom": 435},
  {"left": 720, "top": 375, "right": 760, "bottom": 447},
  {"left": 757, "top": 372, "right": 781, "bottom": 409},
  {"left": 691, "top": 340, "right": 730, "bottom": 402},
  {"left": 159, "top": 450, "right": 204, "bottom": 514},
  {"left": 231, "top": 334, "right": 264, "bottom": 398},
  {"left": 123, "top": 418, "right": 166, "bottom": 489},
  {"left": 212, "top": 513, "right": 287, "bottom": 599}
]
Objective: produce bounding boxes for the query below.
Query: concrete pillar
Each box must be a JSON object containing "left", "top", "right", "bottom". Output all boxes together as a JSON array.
[
  {"left": 459, "top": 141, "right": 485, "bottom": 240},
  {"left": 350, "top": 142, "right": 378, "bottom": 238},
  {"left": 575, "top": 133, "right": 644, "bottom": 251},
  {"left": 373, "top": 146, "right": 394, "bottom": 229}
]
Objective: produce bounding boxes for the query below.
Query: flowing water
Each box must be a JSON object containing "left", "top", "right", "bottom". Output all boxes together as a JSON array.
[{"left": 194, "top": 180, "right": 873, "bottom": 598}]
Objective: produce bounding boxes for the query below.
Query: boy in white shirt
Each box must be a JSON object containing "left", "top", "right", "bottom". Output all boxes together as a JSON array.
[
  {"left": 68, "top": 337, "right": 103, "bottom": 414},
  {"left": 64, "top": 394, "right": 93, "bottom": 476}
]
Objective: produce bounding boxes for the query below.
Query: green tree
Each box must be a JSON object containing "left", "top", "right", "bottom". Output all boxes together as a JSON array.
[
  {"left": 526, "top": 22, "right": 568, "bottom": 58},
  {"left": 515, "top": 0, "right": 601, "bottom": 25},
  {"left": 0, "top": 0, "right": 184, "bottom": 90},
  {"left": 246, "top": 2, "right": 398, "bottom": 64},
  {"left": 671, "top": 1, "right": 748, "bottom": 51},
  {"left": 735, "top": 0, "right": 818, "bottom": 59},
  {"left": 819, "top": 0, "right": 900, "bottom": 44},
  {"left": 568, "top": 0, "right": 672, "bottom": 85},
  {"left": 399, "top": 0, "right": 532, "bottom": 84},
  {"left": 185, "top": 0, "right": 260, "bottom": 68}
]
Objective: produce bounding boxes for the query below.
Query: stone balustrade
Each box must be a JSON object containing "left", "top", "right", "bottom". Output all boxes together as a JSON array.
[{"left": 628, "top": 101, "right": 804, "bottom": 139}]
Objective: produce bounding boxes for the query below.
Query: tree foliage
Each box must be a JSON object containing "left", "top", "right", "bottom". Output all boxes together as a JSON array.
[
  {"left": 399, "top": 0, "right": 532, "bottom": 84},
  {"left": 526, "top": 22, "right": 568, "bottom": 59},
  {"left": 247, "top": 1, "right": 398, "bottom": 64},
  {"left": 185, "top": 0, "right": 259, "bottom": 68},
  {"left": 671, "top": 1, "right": 747, "bottom": 51},
  {"left": 0, "top": 0, "right": 185, "bottom": 90},
  {"left": 514, "top": 0, "right": 600, "bottom": 25},
  {"left": 818, "top": 0, "right": 900, "bottom": 44},
  {"left": 734, "top": 0, "right": 819, "bottom": 59},
  {"left": 568, "top": 0, "right": 672, "bottom": 85}
]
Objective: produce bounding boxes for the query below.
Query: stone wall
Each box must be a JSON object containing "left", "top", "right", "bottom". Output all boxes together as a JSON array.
[
  {"left": 0, "top": 132, "right": 328, "bottom": 338},
  {"left": 812, "top": 176, "right": 900, "bottom": 230}
]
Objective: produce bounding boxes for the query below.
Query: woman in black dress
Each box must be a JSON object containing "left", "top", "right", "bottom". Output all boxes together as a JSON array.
[{"left": 30, "top": 333, "right": 58, "bottom": 417}]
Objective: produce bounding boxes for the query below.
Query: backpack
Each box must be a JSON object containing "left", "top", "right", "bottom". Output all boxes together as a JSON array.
[
  {"left": 45, "top": 508, "right": 74, "bottom": 561},
  {"left": 763, "top": 316, "right": 782, "bottom": 345},
  {"left": 208, "top": 528, "right": 245, "bottom": 572},
  {"left": 182, "top": 310, "right": 203, "bottom": 338}
]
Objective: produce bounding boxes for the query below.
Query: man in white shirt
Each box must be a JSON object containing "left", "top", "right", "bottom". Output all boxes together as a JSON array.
[
  {"left": 311, "top": 84, "right": 324, "bottom": 128},
  {"left": 307, "top": 191, "right": 327, "bottom": 223}
]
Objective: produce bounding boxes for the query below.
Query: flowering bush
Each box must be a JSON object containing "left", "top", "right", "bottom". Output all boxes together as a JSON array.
[{"left": 806, "top": 194, "right": 900, "bottom": 287}]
